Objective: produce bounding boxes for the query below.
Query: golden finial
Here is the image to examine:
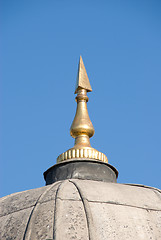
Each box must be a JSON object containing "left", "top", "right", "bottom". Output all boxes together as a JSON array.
[
  {"left": 57, "top": 56, "right": 108, "bottom": 163},
  {"left": 70, "top": 56, "right": 94, "bottom": 147}
]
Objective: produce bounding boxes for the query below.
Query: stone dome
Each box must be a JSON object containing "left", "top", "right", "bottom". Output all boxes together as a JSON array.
[{"left": 0, "top": 167, "right": 161, "bottom": 239}]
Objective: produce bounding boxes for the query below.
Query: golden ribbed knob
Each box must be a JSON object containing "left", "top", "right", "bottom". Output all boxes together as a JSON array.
[{"left": 57, "top": 56, "right": 108, "bottom": 164}]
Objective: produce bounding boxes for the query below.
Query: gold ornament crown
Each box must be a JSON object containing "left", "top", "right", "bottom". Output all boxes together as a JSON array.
[{"left": 57, "top": 56, "right": 108, "bottom": 164}]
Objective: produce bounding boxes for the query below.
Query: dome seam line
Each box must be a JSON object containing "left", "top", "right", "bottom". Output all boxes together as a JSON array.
[
  {"left": 86, "top": 200, "right": 161, "bottom": 212},
  {"left": 53, "top": 180, "right": 67, "bottom": 239},
  {"left": 51, "top": 197, "right": 161, "bottom": 212},
  {"left": 69, "top": 179, "right": 98, "bottom": 240},
  {"left": 22, "top": 182, "right": 60, "bottom": 240}
]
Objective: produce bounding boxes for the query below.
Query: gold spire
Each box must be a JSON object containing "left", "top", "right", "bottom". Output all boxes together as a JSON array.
[
  {"left": 75, "top": 56, "right": 92, "bottom": 93},
  {"left": 57, "top": 56, "right": 108, "bottom": 164}
]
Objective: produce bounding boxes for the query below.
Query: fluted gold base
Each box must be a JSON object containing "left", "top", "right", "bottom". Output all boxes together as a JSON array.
[{"left": 57, "top": 147, "right": 108, "bottom": 164}]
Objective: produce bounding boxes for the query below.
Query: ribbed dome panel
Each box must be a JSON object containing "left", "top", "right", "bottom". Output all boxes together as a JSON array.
[{"left": 0, "top": 180, "right": 161, "bottom": 240}]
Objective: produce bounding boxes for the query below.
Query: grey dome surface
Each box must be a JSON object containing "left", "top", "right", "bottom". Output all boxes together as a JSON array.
[{"left": 0, "top": 179, "right": 161, "bottom": 240}]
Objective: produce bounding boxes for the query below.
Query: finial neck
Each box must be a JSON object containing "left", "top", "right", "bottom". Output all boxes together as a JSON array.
[
  {"left": 75, "top": 88, "right": 89, "bottom": 102},
  {"left": 74, "top": 135, "right": 91, "bottom": 148}
]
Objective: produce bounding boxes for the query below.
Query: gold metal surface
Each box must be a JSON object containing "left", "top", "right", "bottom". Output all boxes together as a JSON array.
[
  {"left": 70, "top": 88, "right": 94, "bottom": 147},
  {"left": 57, "top": 56, "right": 108, "bottom": 164},
  {"left": 75, "top": 56, "right": 92, "bottom": 93},
  {"left": 57, "top": 148, "right": 108, "bottom": 163}
]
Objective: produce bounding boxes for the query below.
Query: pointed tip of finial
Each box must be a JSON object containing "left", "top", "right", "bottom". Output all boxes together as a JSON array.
[{"left": 75, "top": 56, "right": 92, "bottom": 94}]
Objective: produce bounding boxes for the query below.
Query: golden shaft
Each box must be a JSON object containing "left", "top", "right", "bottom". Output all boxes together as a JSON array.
[{"left": 70, "top": 89, "right": 94, "bottom": 148}]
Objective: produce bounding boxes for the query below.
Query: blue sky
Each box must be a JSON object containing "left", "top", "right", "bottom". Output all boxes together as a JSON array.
[{"left": 1, "top": 0, "right": 161, "bottom": 197}]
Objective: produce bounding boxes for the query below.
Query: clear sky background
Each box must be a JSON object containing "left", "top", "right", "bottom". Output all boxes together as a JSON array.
[{"left": 1, "top": 0, "right": 161, "bottom": 197}]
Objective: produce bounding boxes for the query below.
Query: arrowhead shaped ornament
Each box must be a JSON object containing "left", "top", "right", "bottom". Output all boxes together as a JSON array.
[{"left": 75, "top": 56, "right": 92, "bottom": 94}]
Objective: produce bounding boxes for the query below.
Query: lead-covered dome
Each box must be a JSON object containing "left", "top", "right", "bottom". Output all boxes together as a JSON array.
[{"left": 0, "top": 178, "right": 161, "bottom": 240}]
